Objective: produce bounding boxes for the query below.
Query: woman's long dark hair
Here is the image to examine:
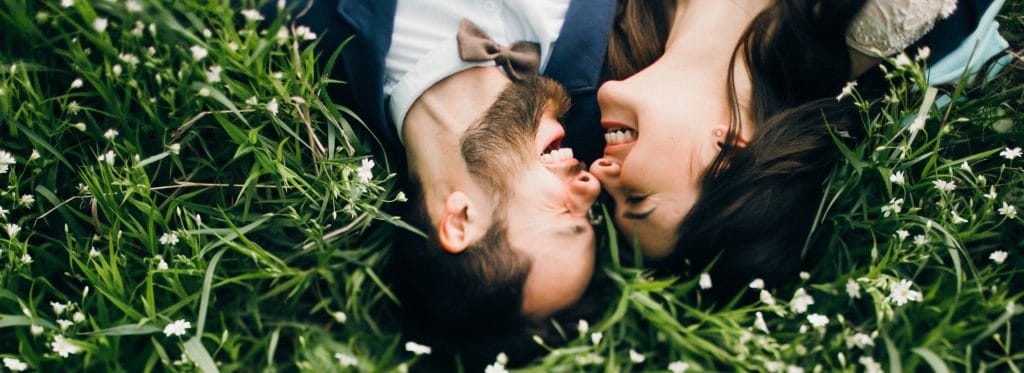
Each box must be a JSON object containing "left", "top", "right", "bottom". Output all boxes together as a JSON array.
[{"left": 605, "top": 0, "right": 878, "bottom": 292}]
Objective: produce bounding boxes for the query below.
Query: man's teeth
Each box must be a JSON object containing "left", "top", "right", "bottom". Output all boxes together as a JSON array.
[
  {"left": 540, "top": 147, "right": 574, "bottom": 162},
  {"left": 604, "top": 129, "right": 636, "bottom": 145}
]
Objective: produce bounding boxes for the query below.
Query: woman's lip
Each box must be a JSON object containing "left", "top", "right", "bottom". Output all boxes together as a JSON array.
[
  {"left": 603, "top": 141, "right": 634, "bottom": 158},
  {"left": 601, "top": 120, "right": 634, "bottom": 130}
]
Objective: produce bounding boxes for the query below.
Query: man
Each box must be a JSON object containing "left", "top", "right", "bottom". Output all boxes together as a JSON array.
[{"left": 285, "top": 0, "right": 616, "bottom": 367}]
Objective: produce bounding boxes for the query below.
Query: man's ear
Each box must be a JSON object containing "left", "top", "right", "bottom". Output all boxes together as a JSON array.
[{"left": 438, "top": 191, "right": 475, "bottom": 254}]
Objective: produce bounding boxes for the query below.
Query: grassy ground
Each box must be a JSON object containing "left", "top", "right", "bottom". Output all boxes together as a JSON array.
[{"left": 0, "top": 0, "right": 1021, "bottom": 371}]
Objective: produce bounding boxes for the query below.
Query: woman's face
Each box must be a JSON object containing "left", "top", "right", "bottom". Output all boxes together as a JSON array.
[{"left": 589, "top": 43, "right": 753, "bottom": 259}]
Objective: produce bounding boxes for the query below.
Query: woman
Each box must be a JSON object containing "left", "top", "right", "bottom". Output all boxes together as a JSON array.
[{"left": 589, "top": 0, "right": 1008, "bottom": 290}]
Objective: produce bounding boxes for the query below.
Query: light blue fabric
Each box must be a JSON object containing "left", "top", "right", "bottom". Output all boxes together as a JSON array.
[{"left": 927, "top": 0, "right": 1010, "bottom": 86}]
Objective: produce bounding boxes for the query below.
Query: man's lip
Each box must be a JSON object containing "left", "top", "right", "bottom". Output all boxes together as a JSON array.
[{"left": 537, "top": 126, "right": 566, "bottom": 155}]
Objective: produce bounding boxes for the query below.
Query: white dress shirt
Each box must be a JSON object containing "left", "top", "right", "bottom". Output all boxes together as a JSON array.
[{"left": 384, "top": 0, "right": 571, "bottom": 143}]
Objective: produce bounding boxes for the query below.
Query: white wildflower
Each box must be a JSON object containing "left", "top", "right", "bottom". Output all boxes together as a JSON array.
[
  {"left": 275, "top": 27, "right": 289, "bottom": 43},
  {"left": 189, "top": 45, "right": 208, "bottom": 61},
  {"left": 245, "top": 96, "right": 258, "bottom": 106},
  {"left": 52, "top": 335, "right": 81, "bottom": 357},
  {"left": 294, "top": 26, "right": 317, "bottom": 40},
  {"left": 118, "top": 53, "right": 139, "bottom": 66},
  {"left": 168, "top": 143, "right": 181, "bottom": 155},
  {"left": 984, "top": 186, "right": 997, "bottom": 200},
  {"left": 159, "top": 232, "right": 179, "bottom": 246},
  {"left": 668, "top": 361, "right": 690, "bottom": 373},
  {"left": 989, "top": 250, "right": 1008, "bottom": 264},
  {"left": 103, "top": 128, "right": 119, "bottom": 141},
  {"left": 202, "top": 28, "right": 212, "bottom": 38},
  {"left": 896, "top": 229, "right": 910, "bottom": 240},
  {"left": 57, "top": 319, "right": 73, "bottom": 331},
  {"left": 799, "top": 271, "right": 810, "bottom": 280},
  {"left": 3, "top": 358, "right": 27, "bottom": 372},
  {"left": 18, "top": 194, "right": 34, "bottom": 208},
  {"left": 836, "top": 81, "right": 857, "bottom": 101},
  {"left": 70, "top": 78, "right": 83, "bottom": 89},
  {"left": 198, "top": 87, "right": 210, "bottom": 97},
  {"left": 859, "top": 356, "right": 883, "bottom": 373},
  {"left": 576, "top": 319, "right": 589, "bottom": 334},
  {"left": 887, "top": 279, "right": 923, "bottom": 306},
  {"left": 699, "top": 273, "right": 712, "bottom": 289},
  {"left": 916, "top": 46, "right": 931, "bottom": 60},
  {"left": 111, "top": 64, "right": 122, "bottom": 76},
  {"left": 807, "top": 313, "right": 829, "bottom": 328},
  {"left": 404, "top": 341, "right": 431, "bottom": 355},
  {"left": 89, "top": 247, "right": 100, "bottom": 258},
  {"left": 0, "top": 205, "right": 7, "bottom": 220},
  {"left": 894, "top": 53, "right": 912, "bottom": 68},
  {"left": 163, "top": 319, "right": 191, "bottom": 337},
  {"left": 951, "top": 210, "right": 968, "bottom": 224},
  {"left": 629, "top": 349, "right": 645, "bottom": 364},
  {"left": 590, "top": 332, "right": 603, "bottom": 345},
  {"left": 51, "top": 301, "right": 69, "bottom": 315},
  {"left": 61, "top": 0, "right": 73, "bottom": 7},
  {"left": 484, "top": 362, "right": 508, "bottom": 373},
  {"left": 846, "top": 279, "right": 861, "bottom": 299},
  {"left": 1000, "top": 147, "right": 1022, "bottom": 160},
  {"left": 846, "top": 332, "right": 875, "bottom": 349},
  {"left": 933, "top": 179, "right": 956, "bottom": 192},
  {"left": 790, "top": 288, "right": 815, "bottom": 314},
  {"left": 759, "top": 289, "right": 776, "bottom": 306},
  {"left": 206, "top": 65, "right": 222, "bottom": 83},
  {"left": 765, "top": 361, "right": 784, "bottom": 372},
  {"left": 93, "top": 17, "right": 108, "bottom": 33},
  {"left": 125, "top": 0, "right": 142, "bottom": 12},
  {"left": 240, "top": 9, "right": 264, "bottom": 22},
  {"left": 5, "top": 223, "right": 20, "bottom": 237},
  {"left": 749, "top": 278, "right": 765, "bottom": 289},
  {"left": 72, "top": 311, "right": 85, "bottom": 323},
  {"left": 889, "top": 170, "right": 905, "bottom": 185},
  {"left": 332, "top": 311, "right": 347, "bottom": 323},
  {"left": 0, "top": 149, "right": 16, "bottom": 171},
  {"left": 998, "top": 202, "right": 1018, "bottom": 219},
  {"left": 754, "top": 311, "right": 769, "bottom": 334},
  {"left": 334, "top": 352, "right": 358, "bottom": 367},
  {"left": 97, "top": 150, "right": 116, "bottom": 165},
  {"left": 959, "top": 161, "right": 972, "bottom": 173},
  {"left": 157, "top": 258, "right": 168, "bottom": 270},
  {"left": 881, "top": 198, "right": 903, "bottom": 217},
  {"left": 227, "top": 42, "right": 239, "bottom": 52},
  {"left": 29, "top": 149, "right": 40, "bottom": 161},
  {"left": 913, "top": 234, "right": 927, "bottom": 246},
  {"left": 267, "top": 98, "right": 279, "bottom": 115},
  {"left": 20, "top": 253, "right": 32, "bottom": 264},
  {"left": 30, "top": 324, "right": 44, "bottom": 335},
  {"left": 787, "top": 366, "right": 804, "bottom": 373},
  {"left": 357, "top": 158, "right": 375, "bottom": 182},
  {"left": 72, "top": 122, "right": 87, "bottom": 132}
]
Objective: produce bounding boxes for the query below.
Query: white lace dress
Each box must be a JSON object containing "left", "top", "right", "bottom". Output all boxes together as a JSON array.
[{"left": 846, "top": 0, "right": 959, "bottom": 56}]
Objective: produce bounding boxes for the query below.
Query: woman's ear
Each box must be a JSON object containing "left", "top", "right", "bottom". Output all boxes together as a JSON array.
[
  {"left": 712, "top": 123, "right": 750, "bottom": 150},
  {"left": 438, "top": 191, "right": 474, "bottom": 254}
]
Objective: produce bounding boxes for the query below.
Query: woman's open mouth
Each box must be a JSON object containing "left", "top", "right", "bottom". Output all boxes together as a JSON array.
[{"left": 604, "top": 127, "right": 637, "bottom": 146}]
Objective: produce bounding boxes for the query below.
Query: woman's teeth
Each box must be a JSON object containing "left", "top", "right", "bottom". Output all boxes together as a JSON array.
[
  {"left": 604, "top": 128, "right": 636, "bottom": 145},
  {"left": 540, "top": 147, "right": 574, "bottom": 163}
]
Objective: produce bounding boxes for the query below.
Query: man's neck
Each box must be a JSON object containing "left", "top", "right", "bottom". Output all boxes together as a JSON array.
[{"left": 402, "top": 67, "right": 511, "bottom": 216}]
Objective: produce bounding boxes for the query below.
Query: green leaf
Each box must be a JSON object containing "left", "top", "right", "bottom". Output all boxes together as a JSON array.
[
  {"left": 81, "top": 323, "right": 161, "bottom": 336},
  {"left": 184, "top": 336, "right": 220, "bottom": 373},
  {"left": 912, "top": 347, "right": 950, "bottom": 373}
]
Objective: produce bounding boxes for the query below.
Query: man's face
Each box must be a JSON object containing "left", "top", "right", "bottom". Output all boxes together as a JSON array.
[{"left": 461, "top": 77, "right": 601, "bottom": 320}]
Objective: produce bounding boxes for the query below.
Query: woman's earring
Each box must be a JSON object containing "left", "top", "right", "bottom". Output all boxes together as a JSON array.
[{"left": 714, "top": 130, "right": 723, "bottom": 137}]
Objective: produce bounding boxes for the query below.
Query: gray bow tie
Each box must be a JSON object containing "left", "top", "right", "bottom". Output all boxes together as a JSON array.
[{"left": 456, "top": 18, "right": 541, "bottom": 81}]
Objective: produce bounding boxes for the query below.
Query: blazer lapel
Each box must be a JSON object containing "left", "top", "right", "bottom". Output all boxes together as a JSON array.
[{"left": 544, "top": 0, "right": 616, "bottom": 94}]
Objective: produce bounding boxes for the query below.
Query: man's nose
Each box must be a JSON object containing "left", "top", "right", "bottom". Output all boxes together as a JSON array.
[{"left": 568, "top": 170, "right": 600, "bottom": 214}]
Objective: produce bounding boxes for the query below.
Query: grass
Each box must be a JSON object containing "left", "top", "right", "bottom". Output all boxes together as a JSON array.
[{"left": 0, "top": 0, "right": 1021, "bottom": 371}]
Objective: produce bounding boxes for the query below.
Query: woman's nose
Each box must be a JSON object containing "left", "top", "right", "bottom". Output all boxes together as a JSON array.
[
  {"left": 589, "top": 158, "right": 622, "bottom": 190},
  {"left": 568, "top": 170, "right": 601, "bottom": 214}
]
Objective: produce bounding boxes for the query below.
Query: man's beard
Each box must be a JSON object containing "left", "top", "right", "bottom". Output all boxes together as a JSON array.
[{"left": 459, "top": 77, "right": 568, "bottom": 197}]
